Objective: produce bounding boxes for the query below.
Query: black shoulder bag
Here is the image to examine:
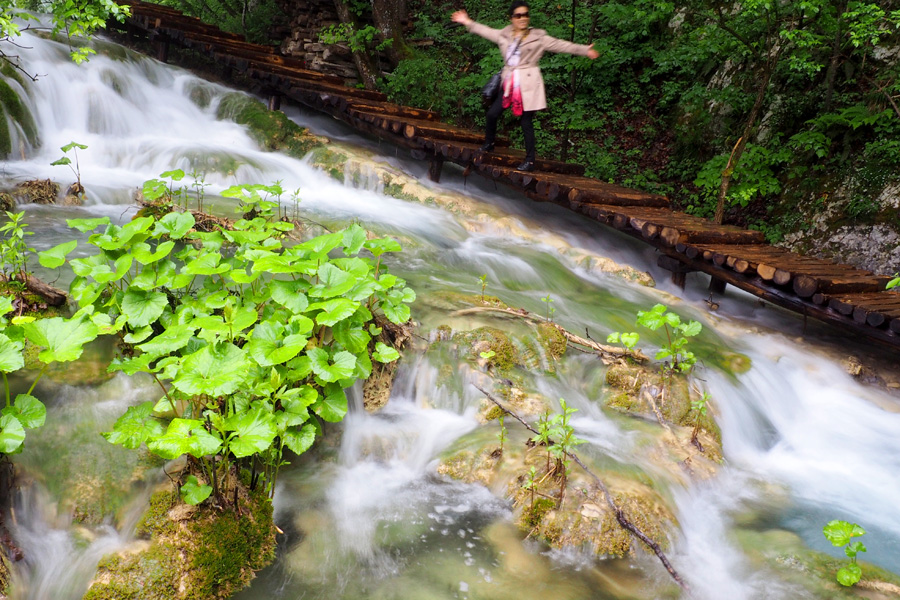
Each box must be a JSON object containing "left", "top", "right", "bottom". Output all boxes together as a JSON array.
[{"left": 481, "top": 36, "right": 524, "bottom": 102}]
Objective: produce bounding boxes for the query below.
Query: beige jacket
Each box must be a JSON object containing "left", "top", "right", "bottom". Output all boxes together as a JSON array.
[{"left": 466, "top": 21, "right": 592, "bottom": 112}]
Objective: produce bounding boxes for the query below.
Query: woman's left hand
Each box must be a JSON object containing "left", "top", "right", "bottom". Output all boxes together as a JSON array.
[{"left": 587, "top": 44, "right": 599, "bottom": 60}]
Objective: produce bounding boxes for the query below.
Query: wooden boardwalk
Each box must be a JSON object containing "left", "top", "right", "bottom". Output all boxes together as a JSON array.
[{"left": 110, "top": 0, "right": 900, "bottom": 350}]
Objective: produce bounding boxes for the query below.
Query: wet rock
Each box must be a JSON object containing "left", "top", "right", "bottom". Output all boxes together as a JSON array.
[{"left": 14, "top": 179, "right": 59, "bottom": 204}]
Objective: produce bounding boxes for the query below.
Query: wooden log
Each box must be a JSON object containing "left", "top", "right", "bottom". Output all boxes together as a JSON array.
[
  {"left": 346, "top": 101, "right": 439, "bottom": 121},
  {"left": 429, "top": 157, "right": 444, "bottom": 183},
  {"left": 404, "top": 122, "right": 489, "bottom": 145},
  {"left": 855, "top": 306, "right": 900, "bottom": 327},
  {"left": 567, "top": 185, "right": 669, "bottom": 208},
  {"left": 659, "top": 226, "right": 766, "bottom": 247},
  {"left": 794, "top": 274, "right": 892, "bottom": 298},
  {"left": 891, "top": 318, "right": 900, "bottom": 335},
  {"left": 0, "top": 273, "right": 67, "bottom": 306}
]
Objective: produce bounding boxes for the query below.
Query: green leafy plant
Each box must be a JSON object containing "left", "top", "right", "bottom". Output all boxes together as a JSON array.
[
  {"left": 888, "top": 274, "right": 899, "bottom": 290},
  {"left": 635, "top": 304, "right": 702, "bottom": 374},
  {"left": 823, "top": 520, "right": 867, "bottom": 586},
  {"left": 541, "top": 294, "right": 555, "bottom": 322},
  {"left": 497, "top": 413, "right": 507, "bottom": 454},
  {"left": 51, "top": 141, "right": 88, "bottom": 199},
  {"left": 689, "top": 391, "right": 710, "bottom": 446},
  {"left": 606, "top": 331, "right": 640, "bottom": 354},
  {"left": 479, "top": 274, "right": 488, "bottom": 302},
  {"left": 548, "top": 398, "right": 584, "bottom": 505},
  {"left": 52, "top": 175, "right": 416, "bottom": 506},
  {"left": 531, "top": 410, "right": 558, "bottom": 471},
  {"left": 0, "top": 212, "right": 34, "bottom": 284}
]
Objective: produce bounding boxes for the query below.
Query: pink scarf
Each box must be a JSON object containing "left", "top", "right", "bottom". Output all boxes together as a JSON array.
[{"left": 502, "top": 71, "right": 524, "bottom": 117}]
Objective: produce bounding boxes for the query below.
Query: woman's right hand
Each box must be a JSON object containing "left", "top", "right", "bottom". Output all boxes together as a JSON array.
[{"left": 451, "top": 10, "right": 471, "bottom": 25}]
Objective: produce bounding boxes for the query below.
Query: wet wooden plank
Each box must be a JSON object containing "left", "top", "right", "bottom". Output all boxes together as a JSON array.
[{"left": 794, "top": 274, "right": 892, "bottom": 297}]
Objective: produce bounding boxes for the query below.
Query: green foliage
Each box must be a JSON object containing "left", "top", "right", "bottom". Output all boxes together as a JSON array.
[
  {"left": 497, "top": 413, "right": 506, "bottom": 453},
  {"left": 0, "top": 211, "right": 33, "bottom": 281},
  {"left": 606, "top": 331, "right": 639, "bottom": 352},
  {"left": 479, "top": 274, "right": 487, "bottom": 302},
  {"left": 635, "top": 304, "right": 701, "bottom": 374},
  {"left": 0, "top": 297, "right": 98, "bottom": 457},
  {"left": 320, "top": 23, "right": 392, "bottom": 54},
  {"left": 823, "top": 520, "right": 867, "bottom": 586},
  {"left": 81, "top": 174, "right": 416, "bottom": 502},
  {"left": 887, "top": 275, "right": 899, "bottom": 290},
  {"left": 541, "top": 294, "right": 555, "bottom": 322}
]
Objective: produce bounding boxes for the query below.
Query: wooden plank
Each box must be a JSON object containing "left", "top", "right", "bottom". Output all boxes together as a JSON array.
[{"left": 347, "top": 101, "right": 440, "bottom": 122}]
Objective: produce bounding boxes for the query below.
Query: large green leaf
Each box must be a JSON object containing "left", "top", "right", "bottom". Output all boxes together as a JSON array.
[
  {"left": 823, "top": 520, "right": 866, "bottom": 547},
  {"left": 309, "top": 298, "right": 358, "bottom": 327},
  {"left": 182, "top": 252, "right": 229, "bottom": 276},
  {"left": 38, "top": 240, "right": 77, "bottom": 269},
  {"left": 0, "top": 334, "right": 24, "bottom": 373},
  {"left": 3, "top": 394, "right": 46, "bottom": 428},
  {"left": 172, "top": 343, "right": 249, "bottom": 397},
  {"left": 364, "top": 237, "right": 402, "bottom": 257},
  {"left": 342, "top": 225, "right": 367, "bottom": 255},
  {"left": 283, "top": 423, "right": 316, "bottom": 455},
  {"left": 309, "top": 262, "right": 357, "bottom": 299},
  {"left": 137, "top": 325, "right": 195, "bottom": 357},
  {"left": 132, "top": 241, "right": 175, "bottom": 265},
  {"left": 22, "top": 316, "right": 99, "bottom": 363},
  {"left": 0, "top": 414, "right": 25, "bottom": 454},
  {"left": 269, "top": 280, "right": 309, "bottom": 313},
  {"left": 308, "top": 348, "right": 356, "bottom": 383},
  {"left": 148, "top": 418, "right": 223, "bottom": 459},
  {"left": 836, "top": 563, "right": 862, "bottom": 587},
  {"left": 276, "top": 386, "right": 318, "bottom": 429},
  {"left": 373, "top": 342, "right": 400, "bottom": 363},
  {"left": 224, "top": 407, "right": 277, "bottom": 458},
  {"left": 102, "top": 401, "right": 164, "bottom": 449},
  {"left": 296, "top": 231, "right": 343, "bottom": 257},
  {"left": 121, "top": 288, "right": 168, "bottom": 328},
  {"left": 332, "top": 322, "right": 370, "bottom": 354},
  {"left": 67, "top": 217, "right": 110, "bottom": 233},
  {"left": 312, "top": 385, "right": 347, "bottom": 422},
  {"left": 180, "top": 474, "right": 213, "bottom": 505},
  {"left": 246, "top": 322, "right": 307, "bottom": 367},
  {"left": 153, "top": 211, "right": 195, "bottom": 239}
]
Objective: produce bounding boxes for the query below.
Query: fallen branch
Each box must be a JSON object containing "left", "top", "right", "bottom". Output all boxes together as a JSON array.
[
  {"left": 449, "top": 306, "right": 648, "bottom": 362},
  {"left": 475, "top": 384, "right": 688, "bottom": 591}
]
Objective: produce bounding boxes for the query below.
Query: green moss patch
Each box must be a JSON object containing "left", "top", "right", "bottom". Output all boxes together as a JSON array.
[
  {"left": 216, "top": 92, "right": 329, "bottom": 161},
  {"left": 86, "top": 486, "right": 276, "bottom": 600}
]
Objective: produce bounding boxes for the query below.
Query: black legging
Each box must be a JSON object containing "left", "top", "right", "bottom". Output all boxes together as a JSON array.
[{"left": 484, "top": 92, "right": 536, "bottom": 162}]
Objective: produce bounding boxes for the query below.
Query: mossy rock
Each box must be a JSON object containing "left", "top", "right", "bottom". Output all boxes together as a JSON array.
[
  {"left": 0, "top": 550, "right": 9, "bottom": 598},
  {"left": 0, "top": 73, "right": 38, "bottom": 157},
  {"left": 216, "top": 92, "right": 328, "bottom": 160},
  {"left": 84, "top": 485, "right": 276, "bottom": 600},
  {"left": 0, "top": 192, "right": 13, "bottom": 212},
  {"left": 735, "top": 528, "right": 900, "bottom": 599},
  {"left": 453, "top": 326, "right": 520, "bottom": 373}
]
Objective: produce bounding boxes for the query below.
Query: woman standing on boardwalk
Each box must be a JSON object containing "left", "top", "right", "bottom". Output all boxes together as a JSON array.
[{"left": 451, "top": 1, "right": 599, "bottom": 172}]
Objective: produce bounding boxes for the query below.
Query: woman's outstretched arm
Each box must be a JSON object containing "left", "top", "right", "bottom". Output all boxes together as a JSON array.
[
  {"left": 542, "top": 35, "right": 600, "bottom": 59},
  {"left": 451, "top": 10, "right": 503, "bottom": 44}
]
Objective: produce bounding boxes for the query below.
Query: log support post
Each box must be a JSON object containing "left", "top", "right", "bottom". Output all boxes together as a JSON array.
[
  {"left": 657, "top": 255, "right": 696, "bottom": 290},
  {"left": 428, "top": 156, "right": 444, "bottom": 183},
  {"left": 708, "top": 276, "right": 727, "bottom": 295},
  {"left": 267, "top": 94, "right": 282, "bottom": 111},
  {"left": 153, "top": 34, "right": 169, "bottom": 63}
]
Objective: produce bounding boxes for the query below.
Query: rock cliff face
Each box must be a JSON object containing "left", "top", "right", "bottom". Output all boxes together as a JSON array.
[
  {"left": 781, "top": 182, "right": 900, "bottom": 276},
  {"left": 273, "top": 0, "right": 362, "bottom": 84}
]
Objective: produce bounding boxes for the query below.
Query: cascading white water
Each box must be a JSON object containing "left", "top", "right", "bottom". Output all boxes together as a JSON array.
[{"left": 3, "top": 26, "right": 900, "bottom": 600}]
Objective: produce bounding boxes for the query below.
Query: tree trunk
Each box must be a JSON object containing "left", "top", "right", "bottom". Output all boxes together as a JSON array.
[
  {"left": 713, "top": 52, "right": 781, "bottom": 224},
  {"left": 823, "top": 1, "right": 846, "bottom": 113},
  {"left": 333, "top": 0, "right": 379, "bottom": 90},
  {"left": 371, "top": 0, "right": 412, "bottom": 67}
]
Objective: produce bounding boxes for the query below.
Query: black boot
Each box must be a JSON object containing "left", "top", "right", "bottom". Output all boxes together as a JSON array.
[
  {"left": 516, "top": 160, "right": 535, "bottom": 172},
  {"left": 480, "top": 141, "right": 495, "bottom": 152}
]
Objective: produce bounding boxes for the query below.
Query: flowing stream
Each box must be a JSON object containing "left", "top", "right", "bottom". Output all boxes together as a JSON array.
[{"left": 2, "top": 28, "right": 900, "bottom": 600}]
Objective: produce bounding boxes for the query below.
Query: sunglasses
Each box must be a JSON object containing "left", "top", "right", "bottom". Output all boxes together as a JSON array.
[{"left": 512, "top": 11, "right": 529, "bottom": 18}]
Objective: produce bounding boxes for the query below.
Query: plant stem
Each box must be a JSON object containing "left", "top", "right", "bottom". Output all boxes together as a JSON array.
[
  {"left": 26, "top": 364, "right": 47, "bottom": 396},
  {"left": 2, "top": 373, "right": 9, "bottom": 408}
]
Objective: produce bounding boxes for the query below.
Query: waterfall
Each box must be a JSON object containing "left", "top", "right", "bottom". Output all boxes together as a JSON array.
[{"left": 2, "top": 26, "right": 899, "bottom": 600}]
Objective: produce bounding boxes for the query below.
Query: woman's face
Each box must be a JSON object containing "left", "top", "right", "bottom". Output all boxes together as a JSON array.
[{"left": 510, "top": 6, "right": 530, "bottom": 32}]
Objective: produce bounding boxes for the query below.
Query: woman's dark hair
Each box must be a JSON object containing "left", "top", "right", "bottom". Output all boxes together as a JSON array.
[{"left": 509, "top": 0, "right": 529, "bottom": 16}]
